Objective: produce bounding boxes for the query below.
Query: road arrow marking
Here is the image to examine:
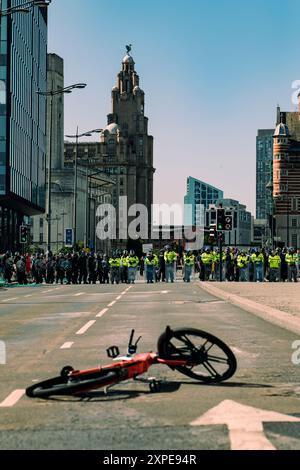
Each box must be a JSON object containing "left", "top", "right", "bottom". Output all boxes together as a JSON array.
[{"left": 191, "top": 400, "right": 300, "bottom": 451}]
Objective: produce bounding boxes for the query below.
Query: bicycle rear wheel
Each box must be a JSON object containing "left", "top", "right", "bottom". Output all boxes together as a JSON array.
[
  {"left": 26, "top": 370, "right": 119, "bottom": 398},
  {"left": 157, "top": 327, "right": 237, "bottom": 383}
]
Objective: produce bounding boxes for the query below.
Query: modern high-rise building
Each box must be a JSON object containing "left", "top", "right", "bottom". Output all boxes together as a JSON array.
[
  {"left": 256, "top": 129, "right": 274, "bottom": 219},
  {"left": 0, "top": 2, "right": 47, "bottom": 253},
  {"left": 184, "top": 177, "right": 223, "bottom": 226}
]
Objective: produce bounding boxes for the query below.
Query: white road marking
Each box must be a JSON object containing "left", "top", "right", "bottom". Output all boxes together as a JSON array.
[
  {"left": 77, "top": 293, "right": 117, "bottom": 296},
  {"left": 60, "top": 342, "right": 74, "bottom": 349},
  {"left": 191, "top": 400, "right": 300, "bottom": 451},
  {"left": 24, "top": 295, "right": 32, "bottom": 298},
  {"left": 76, "top": 320, "right": 96, "bottom": 335},
  {"left": 74, "top": 292, "right": 85, "bottom": 297},
  {"left": 0, "top": 389, "right": 25, "bottom": 408},
  {"left": 116, "top": 295, "right": 122, "bottom": 300},
  {"left": 41, "top": 289, "right": 54, "bottom": 293},
  {"left": 96, "top": 308, "right": 108, "bottom": 318},
  {"left": 1, "top": 298, "right": 17, "bottom": 302},
  {"left": 125, "top": 291, "right": 170, "bottom": 295},
  {"left": 107, "top": 301, "right": 116, "bottom": 307}
]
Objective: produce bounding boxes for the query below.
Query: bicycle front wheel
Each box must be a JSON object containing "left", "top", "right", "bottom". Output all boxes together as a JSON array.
[
  {"left": 26, "top": 370, "right": 119, "bottom": 398},
  {"left": 157, "top": 327, "right": 237, "bottom": 383}
]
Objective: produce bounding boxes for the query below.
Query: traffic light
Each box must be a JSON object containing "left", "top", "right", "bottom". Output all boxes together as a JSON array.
[
  {"left": 224, "top": 215, "right": 233, "bottom": 231},
  {"left": 216, "top": 209, "right": 226, "bottom": 231},
  {"left": 19, "top": 226, "right": 28, "bottom": 244}
]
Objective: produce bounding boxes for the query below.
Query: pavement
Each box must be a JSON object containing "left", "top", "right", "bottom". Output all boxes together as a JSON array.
[
  {"left": 0, "top": 281, "right": 300, "bottom": 450},
  {"left": 199, "top": 282, "right": 300, "bottom": 335}
]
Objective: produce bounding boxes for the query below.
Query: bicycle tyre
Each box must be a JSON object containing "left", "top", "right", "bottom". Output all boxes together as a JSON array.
[
  {"left": 157, "top": 327, "right": 237, "bottom": 383},
  {"left": 26, "top": 370, "right": 119, "bottom": 398}
]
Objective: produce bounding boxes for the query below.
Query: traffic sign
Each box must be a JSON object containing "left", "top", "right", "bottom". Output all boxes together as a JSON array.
[{"left": 65, "top": 228, "right": 74, "bottom": 247}]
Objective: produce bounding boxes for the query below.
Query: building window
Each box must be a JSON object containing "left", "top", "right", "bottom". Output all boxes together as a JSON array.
[
  {"left": 39, "top": 217, "right": 44, "bottom": 228},
  {"left": 291, "top": 234, "right": 297, "bottom": 248},
  {"left": 39, "top": 232, "right": 43, "bottom": 244},
  {"left": 292, "top": 219, "right": 297, "bottom": 228},
  {"left": 292, "top": 198, "right": 298, "bottom": 211}
]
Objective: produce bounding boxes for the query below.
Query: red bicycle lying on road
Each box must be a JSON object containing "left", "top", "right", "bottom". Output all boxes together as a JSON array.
[{"left": 26, "top": 326, "right": 237, "bottom": 398}]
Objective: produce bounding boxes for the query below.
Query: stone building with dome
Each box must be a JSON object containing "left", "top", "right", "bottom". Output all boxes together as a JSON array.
[
  {"left": 99, "top": 51, "right": 155, "bottom": 219},
  {"left": 63, "top": 49, "right": 155, "bottom": 248},
  {"left": 273, "top": 102, "right": 300, "bottom": 248}
]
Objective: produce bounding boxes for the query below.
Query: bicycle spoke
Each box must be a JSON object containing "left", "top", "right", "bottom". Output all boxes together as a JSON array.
[
  {"left": 206, "top": 354, "right": 229, "bottom": 365},
  {"left": 202, "top": 360, "right": 220, "bottom": 378}
]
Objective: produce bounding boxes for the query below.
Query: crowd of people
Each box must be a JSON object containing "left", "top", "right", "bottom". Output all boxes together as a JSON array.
[{"left": 0, "top": 246, "right": 299, "bottom": 286}]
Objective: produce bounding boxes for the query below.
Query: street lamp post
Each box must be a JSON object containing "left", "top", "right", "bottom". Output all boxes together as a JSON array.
[
  {"left": 37, "top": 83, "right": 87, "bottom": 251},
  {"left": 65, "top": 129, "right": 102, "bottom": 249}
]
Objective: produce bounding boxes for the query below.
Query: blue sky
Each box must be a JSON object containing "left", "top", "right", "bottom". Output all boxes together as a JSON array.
[{"left": 48, "top": 0, "right": 300, "bottom": 215}]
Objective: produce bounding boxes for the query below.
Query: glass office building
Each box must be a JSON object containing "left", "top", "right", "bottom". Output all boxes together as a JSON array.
[
  {"left": 256, "top": 129, "right": 274, "bottom": 219},
  {"left": 184, "top": 177, "right": 223, "bottom": 226},
  {"left": 0, "top": 1, "right": 47, "bottom": 252}
]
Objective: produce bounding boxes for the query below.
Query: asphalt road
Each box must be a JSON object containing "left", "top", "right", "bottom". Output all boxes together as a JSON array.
[{"left": 0, "top": 281, "right": 299, "bottom": 450}]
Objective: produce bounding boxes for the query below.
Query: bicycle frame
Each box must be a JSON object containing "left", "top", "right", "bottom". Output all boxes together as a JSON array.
[{"left": 69, "top": 352, "right": 194, "bottom": 384}]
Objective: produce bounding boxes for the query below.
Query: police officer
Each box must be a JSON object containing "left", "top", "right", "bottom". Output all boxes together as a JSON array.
[
  {"left": 145, "top": 251, "right": 158, "bottom": 283},
  {"left": 183, "top": 250, "right": 195, "bottom": 283},
  {"left": 102, "top": 254, "right": 110, "bottom": 284},
  {"left": 157, "top": 249, "right": 166, "bottom": 282},
  {"left": 120, "top": 250, "right": 129, "bottom": 284},
  {"left": 251, "top": 249, "right": 264, "bottom": 282},
  {"left": 164, "top": 246, "right": 177, "bottom": 283},
  {"left": 201, "top": 249, "right": 213, "bottom": 281},
  {"left": 127, "top": 250, "right": 139, "bottom": 284},
  {"left": 286, "top": 248, "right": 298, "bottom": 282},
  {"left": 268, "top": 250, "right": 281, "bottom": 282},
  {"left": 109, "top": 251, "right": 121, "bottom": 285},
  {"left": 237, "top": 251, "right": 250, "bottom": 282}
]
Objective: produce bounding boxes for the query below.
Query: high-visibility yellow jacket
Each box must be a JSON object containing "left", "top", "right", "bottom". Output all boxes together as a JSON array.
[
  {"left": 201, "top": 253, "right": 213, "bottom": 265},
  {"left": 237, "top": 255, "right": 250, "bottom": 268},
  {"left": 109, "top": 257, "right": 121, "bottom": 268},
  {"left": 268, "top": 255, "right": 281, "bottom": 269},
  {"left": 127, "top": 256, "right": 139, "bottom": 268},
  {"left": 213, "top": 252, "right": 226, "bottom": 263},
  {"left": 164, "top": 251, "right": 177, "bottom": 264},
  {"left": 184, "top": 254, "right": 195, "bottom": 266},
  {"left": 286, "top": 253, "right": 297, "bottom": 266},
  {"left": 145, "top": 255, "right": 158, "bottom": 266},
  {"left": 251, "top": 253, "right": 264, "bottom": 264}
]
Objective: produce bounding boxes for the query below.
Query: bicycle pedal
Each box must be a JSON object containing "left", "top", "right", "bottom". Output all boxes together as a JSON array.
[{"left": 106, "top": 346, "right": 120, "bottom": 359}]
